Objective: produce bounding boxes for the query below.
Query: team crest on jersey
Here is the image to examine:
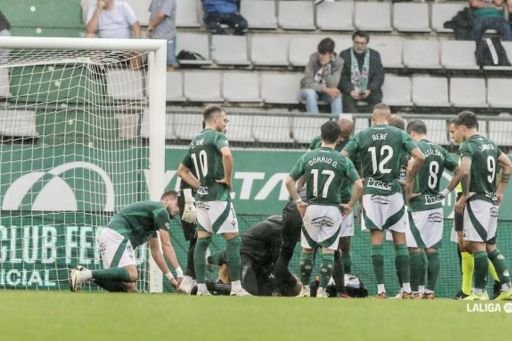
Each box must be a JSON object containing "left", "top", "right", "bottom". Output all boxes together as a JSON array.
[{"left": 197, "top": 186, "right": 209, "bottom": 196}]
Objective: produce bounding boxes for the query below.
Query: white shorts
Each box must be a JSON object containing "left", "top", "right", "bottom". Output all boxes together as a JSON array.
[
  {"left": 405, "top": 208, "right": 444, "bottom": 248},
  {"left": 463, "top": 199, "right": 498, "bottom": 243},
  {"left": 363, "top": 193, "right": 406, "bottom": 233},
  {"left": 301, "top": 205, "right": 343, "bottom": 250},
  {"left": 196, "top": 200, "right": 239, "bottom": 234},
  {"left": 386, "top": 207, "right": 410, "bottom": 243},
  {"left": 339, "top": 211, "right": 354, "bottom": 238},
  {"left": 97, "top": 228, "right": 136, "bottom": 269}
]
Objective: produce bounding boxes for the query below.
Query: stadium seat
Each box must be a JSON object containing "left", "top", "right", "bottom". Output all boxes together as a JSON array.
[
  {"left": 333, "top": 36, "right": 354, "bottom": 53},
  {"left": 381, "top": 75, "right": 412, "bottom": 106},
  {"left": 105, "top": 70, "right": 145, "bottom": 100},
  {"left": 487, "top": 78, "right": 512, "bottom": 108},
  {"left": 226, "top": 114, "right": 254, "bottom": 142},
  {"left": 173, "top": 113, "right": 203, "bottom": 140},
  {"left": 0, "top": 67, "right": 9, "bottom": 98},
  {"left": 176, "top": 0, "right": 201, "bottom": 27},
  {"left": 489, "top": 120, "right": 512, "bottom": 146},
  {"left": 431, "top": 2, "right": 467, "bottom": 33},
  {"left": 393, "top": 3, "right": 430, "bottom": 32},
  {"left": 449, "top": 77, "right": 487, "bottom": 108},
  {"left": 251, "top": 35, "right": 290, "bottom": 66},
  {"left": 261, "top": 72, "right": 302, "bottom": 104},
  {"left": 183, "top": 71, "right": 222, "bottom": 102},
  {"left": 166, "top": 71, "right": 185, "bottom": 102},
  {"left": 223, "top": 72, "right": 261, "bottom": 102},
  {"left": 278, "top": 1, "right": 315, "bottom": 30},
  {"left": 253, "top": 115, "right": 292, "bottom": 143},
  {"left": 176, "top": 32, "right": 212, "bottom": 65},
  {"left": 141, "top": 111, "right": 176, "bottom": 140},
  {"left": 424, "top": 119, "right": 448, "bottom": 145},
  {"left": 292, "top": 116, "right": 327, "bottom": 144},
  {"left": 0, "top": 110, "right": 37, "bottom": 137},
  {"left": 440, "top": 40, "right": 479, "bottom": 70},
  {"left": 412, "top": 76, "right": 450, "bottom": 106},
  {"left": 211, "top": 35, "right": 250, "bottom": 65},
  {"left": 124, "top": 0, "right": 151, "bottom": 26},
  {"left": 240, "top": 0, "right": 278, "bottom": 29},
  {"left": 403, "top": 40, "right": 441, "bottom": 69},
  {"left": 316, "top": 1, "right": 354, "bottom": 31},
  {"left": 354, "top": 2, "right": 392, "bottom": 32},
  {"left": 289, "top": 36, "right": 323, "bottom": 67},
  {"left": 495, "top": 41, "right": 512, "bottom": 70},
  {"left": 354, "top": 117, "right": 370, "bottom": 133},
  {"left": 370, "top": 37, "right": 404, "bottom": 68}
]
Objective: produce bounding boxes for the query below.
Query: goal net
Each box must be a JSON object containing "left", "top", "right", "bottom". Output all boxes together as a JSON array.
[{"left": 0, "top": 37, "right": 167, "bottom": 292}]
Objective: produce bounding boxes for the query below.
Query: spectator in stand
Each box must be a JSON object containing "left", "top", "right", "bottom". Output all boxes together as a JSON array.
[
  {"left": 202, "top": 0, "right": 248, "bottom": 35},
  {"left": 148, "top": 0, "right": 177, "bottom": 71},
  {"left": 338, "top": 31, "right": 384, "bottom": 113},
  {"left": 470, "top": 0, "right": 512, "bottom": 42},
  {"left": 85, "top": 0, "right": 142, "bottom": 69},
  {"left": 299, "top": 38, "right": 343, "bottom": 115}
]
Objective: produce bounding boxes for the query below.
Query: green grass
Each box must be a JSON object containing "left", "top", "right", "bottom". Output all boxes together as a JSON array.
[{"left": 1, "top": 292, "right": 511, "bottom": 340}]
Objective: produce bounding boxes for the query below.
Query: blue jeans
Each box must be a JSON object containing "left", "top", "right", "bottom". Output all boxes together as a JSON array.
[
  {"left": 473, "top": 16, "right": 512, "bottom": 42},
  {"left": 299, "top": 89, "right": 342, "bottom": 114},
  {"left": 167, "top": 38, "right": 177, "bottom": 66}
]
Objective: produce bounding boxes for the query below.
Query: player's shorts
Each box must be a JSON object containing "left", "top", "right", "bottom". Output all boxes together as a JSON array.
[
  {"left": 405, "top": 208, "right": 444, "bottom": 249},
  {"left": 196, "top": 200, "right": 239, "bottom": 234},
  {"left": 301, "top": 205, "right": 342, "bottom": 250},
  {"left": 339, "top": 211, "right": 354, "bottom": 238},
  {"left": 97, "top": 227, "right": 136, "bottom": 269},
  {"left": 362, "top": 193, "right": 406, "bottom": 233},
  {"left": 386, "top": 206, "right": 410, "bottom": 243},
  {"left": 463, "top": 199, "right": 498, "bottom": 244}
]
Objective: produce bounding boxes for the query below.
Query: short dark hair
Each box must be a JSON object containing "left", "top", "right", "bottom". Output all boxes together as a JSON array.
[
  {"left": 161, "top": 190, "right": 178, "bottom": 200},
  {"left": 321, "top": 120, "right": 341, "bottom": 144},
  {"left": 318, "top": 37, "right": 335, "bottom": 54},
  {"left": 406, "top": 120, "right": 427, "bottom": 135},
  {"left": 453, "top": 111, "right": 479, "bottom": 129},
  {"left": 389, "top": 114, "right": 406, "bottom": 130},
  {"left": 352, "top": 30, "right": 370, "bottom": 43},
  {"left": 203, "top": 105, "right": 224, "bottom": 122}
]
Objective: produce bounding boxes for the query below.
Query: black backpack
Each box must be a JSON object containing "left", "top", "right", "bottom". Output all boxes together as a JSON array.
[{"left": 475, "top": 37, "right": 511, "bottom": 67}]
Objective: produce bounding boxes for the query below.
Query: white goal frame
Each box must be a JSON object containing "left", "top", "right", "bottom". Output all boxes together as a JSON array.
[{"left": 0, "top": 36, "right": 167, "bottom": 293}]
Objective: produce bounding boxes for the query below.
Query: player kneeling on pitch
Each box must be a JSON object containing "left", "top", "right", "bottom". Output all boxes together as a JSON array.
[
  {"left": 69, "top": 191, "right": 184, "bottom": 292},
  {"left": 285, "top": 120, "right": 363, "bottom": 298}
]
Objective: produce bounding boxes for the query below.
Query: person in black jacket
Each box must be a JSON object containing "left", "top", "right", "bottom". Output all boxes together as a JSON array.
[{"left": 338, "top": 31, "right": 384, "bottom": 113}]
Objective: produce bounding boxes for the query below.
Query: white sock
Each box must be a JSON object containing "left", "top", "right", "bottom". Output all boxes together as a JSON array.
[
  {"left": 197, "top": 283, "right": 207, "bottom": 293},
  {"left": 231, "top": 280, "right": 241, "bottom": 292},
  {"left": 502, "top": 282, "right": 512, "bottom": 291},
  {"left": 418, "top": 285, "right": 425, "bottom": 294},
  {"left": 402, "top": 282, "right": 411, "bottom": 293},
  {"left": 473, "top": 288, "right": 483, "bottom": 295},
  {"left": 377, "top": 284, "right": 386, "bottom": 294},
  {"left": 182, "top": 276, "right": 193, "bottom": 284},
  {"left": 79, "top": 270, "right": 92, "bottom": 281}
]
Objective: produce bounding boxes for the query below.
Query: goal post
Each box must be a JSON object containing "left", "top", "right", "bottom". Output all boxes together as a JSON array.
[{"left": 0, "top": 37, "right": 167, "bottom": 293}]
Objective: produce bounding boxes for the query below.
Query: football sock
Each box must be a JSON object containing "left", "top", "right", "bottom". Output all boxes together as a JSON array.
[
  {"left": 94, "top": 278, "right": 128, "bottom": 292},
  {"left": 207, "top": 250, "right": 226, "bottom": 266},
  {"left": 371, "top": 244, "right": 384, "bottom": 285},
  {"left": 92, "top": 268, "right": 131, "bottom": 282},
  {"left": 332, "top": 250, "right": 345, "bottom": 292},
  {"left": 342, "top": 253, "right": 352, "bottom": 274},
  {"left": 194, "top": 237, "right": 211, "bottom": 284},
  {"left": 473, "top": 251, "right": 488, "bottom": 290},
  {"left": 488, "top": 249, "right": 511, "bottom": 286},
  {"left": 461, "top": 251, "right": 474, "bottom": 295},
  {"left": 426, "top": 250, "right": 440, "bottom": 292},
  {"left": 225, "top": 237, "right": 242, "bottom": 281},
  {"left": 419, "top": 252, "right": 427, "bottom": 287},
  {"left": 395, "top": 244, "right": 410, "bottom": 286},
  {"left": 231, "top": 280, "right": 242, "bottom": 292},
  {"left": 300, "top": 252, "right": 314, "bottom": 285},
  {"left": 319, "top": 253, "right": 334, "bottom": 288},
  {"left": 487, "top": 257, "right": 500, "bottom": 282},
  {"left": 409, "top": 251, "right": 424, "bottom": 292}
]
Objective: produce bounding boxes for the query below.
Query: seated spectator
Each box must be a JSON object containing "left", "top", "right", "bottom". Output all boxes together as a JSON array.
[
  {"left": 299, "top": 38, "right": 343, "bottom": 115},
  {"left": 85, "top": 0, "right": 141, "bottom": 69},
  {"left": 202, "top": 0, "right": 248, "bottom": 35},
  {"left": 470, "top": 0, "right": 512, "bottom": 42},
  {"left": 338, "top": 31, "right": 384, "bottom": 114},
  {"left": 148, "top": 0, "right": 177, "bottom": 71}
]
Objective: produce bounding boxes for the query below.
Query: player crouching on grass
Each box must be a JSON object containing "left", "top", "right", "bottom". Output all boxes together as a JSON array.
[{"left": 69, "top": 191, "right": 184, "bottom": 292}]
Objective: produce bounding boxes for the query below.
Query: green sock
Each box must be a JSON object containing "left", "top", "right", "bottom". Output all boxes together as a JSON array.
[
  {"left": 395, "top": 244, "right": 410, "bottom": 284},
  {"left": 225, "top": 237, "right": 241, "bottom": 281},
  {"left": 208, "top": 250, "right": 226, "bottom": 265},
  {"left": 419, "top": 252, "right": 427, "bottom": 288},
  {"left": 473, "top": 251, "right": 488, "bottom": 290},
  {"left": 409, "top": 251, "right": 424, "bottom": 292},
  {"left": 300, "top": 252, "right": 314, "bottom": 285},
  {"left": 92, "top": 267, "right": 131, "bottom": 282},
  {"left": 426, "top": 251, "right": 440, "bottom": 292},
  {"left": 341, "top": 253, "right": 352, "bottom": 274},
  {"left": 94, "top": 278, "right": 128, "bottom": 292},
  {"left": 319, "top": 253, "right": 334, "bottom": 288},
  {"left": 194, "top": 237, "right": 211, "bottom": 284},
  {"left": 488, "top": 249, "right": 511, "bottom": 285},
  {"left": 371, "top": 244, "right": 384, "bottom": 285}
]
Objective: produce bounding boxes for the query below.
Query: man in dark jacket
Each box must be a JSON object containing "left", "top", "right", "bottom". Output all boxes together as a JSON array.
[
  {"left": 202, "top": 0, "right": 248, "bottom": 35},
  {"left": 338, "top": 31, "right": 384, "bottom": 113}
]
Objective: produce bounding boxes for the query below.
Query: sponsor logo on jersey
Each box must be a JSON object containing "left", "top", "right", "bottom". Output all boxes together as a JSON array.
[{"left": 367, "top": 177, "right": 393, "bottom": 191}]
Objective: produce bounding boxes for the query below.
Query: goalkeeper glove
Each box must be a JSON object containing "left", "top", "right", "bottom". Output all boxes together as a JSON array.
[{"left": 182, "top": 188, "right": 197, "bottom": 224}]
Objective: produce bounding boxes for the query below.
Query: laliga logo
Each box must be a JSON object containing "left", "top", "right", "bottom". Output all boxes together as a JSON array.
[{"left": 2, "top": 162, "right": 114, "bottom": 212}]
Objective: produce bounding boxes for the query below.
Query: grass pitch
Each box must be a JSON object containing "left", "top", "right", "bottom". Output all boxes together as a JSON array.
[{"left": 1, "top": 291, "right": 511, "bottom": 341}]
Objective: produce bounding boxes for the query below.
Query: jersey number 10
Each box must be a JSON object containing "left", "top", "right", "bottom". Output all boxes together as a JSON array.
[{"left": 191, "top": 150, "right": 208, "bottom": 179}]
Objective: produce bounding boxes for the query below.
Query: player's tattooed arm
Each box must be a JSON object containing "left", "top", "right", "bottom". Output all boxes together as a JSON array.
[
  {"left": 455, "top": 156, "right": 472, "bottom": 213},
  {"left": 216, "top": 146, "right": 233, "bottom": 191},
  {"left": 497, "top": 152, "right": 512, "bottom": 204},
  {"left": 405, "top": 147, "right": 425, "bottom": 184},
  {"left": 177, "top": 163, "right": 201, "bottom": 189},
  {"left": 285, "top": 176, "right": 307, "bottom": 217}
]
